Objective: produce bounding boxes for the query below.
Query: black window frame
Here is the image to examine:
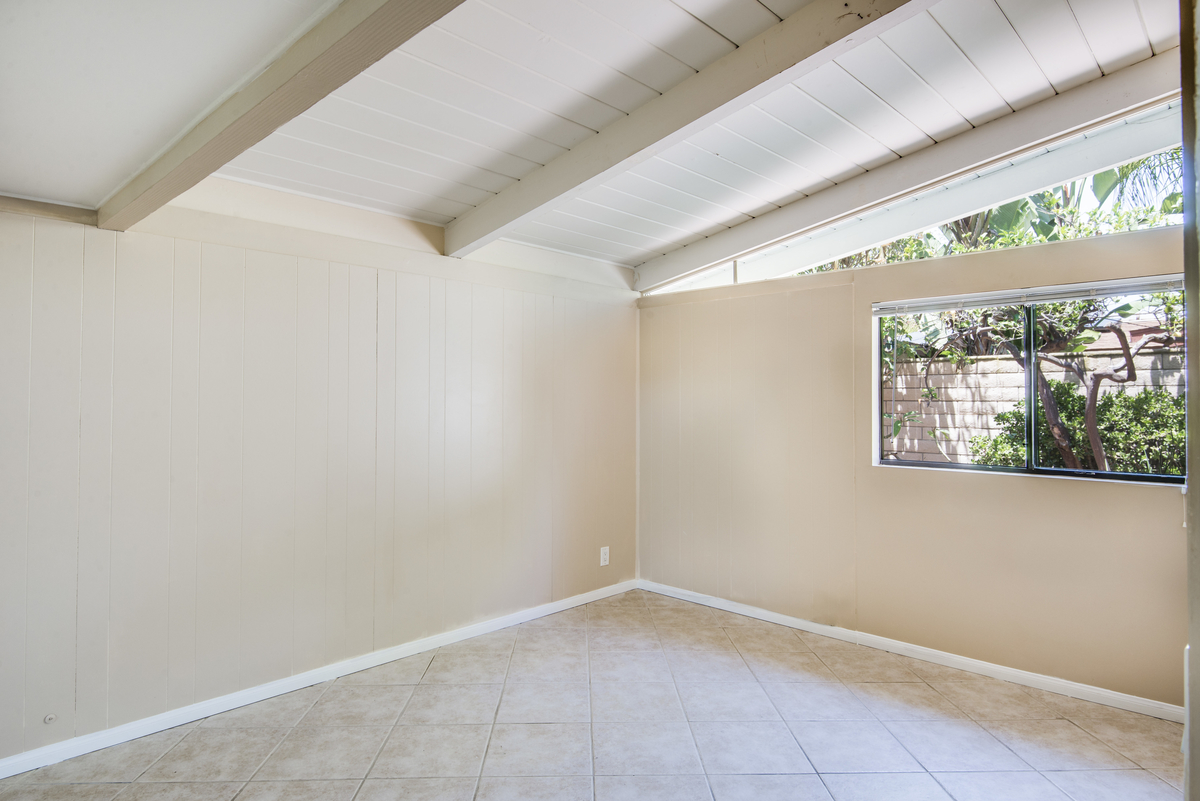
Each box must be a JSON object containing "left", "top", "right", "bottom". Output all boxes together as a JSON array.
[{"left": 875, "top": 277, "right": 1186, "bottom": 485}]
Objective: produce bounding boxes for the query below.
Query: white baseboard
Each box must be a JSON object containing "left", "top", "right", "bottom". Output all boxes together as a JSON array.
[
  {"left": 5, "top": 575, "right": 1180, "bottom": 781},
  {"left": 0, "top": 580, "right": 638, "bottom": 781},
  {"left": 638, "top": 579, "right": 1185, "bottom": 724}
]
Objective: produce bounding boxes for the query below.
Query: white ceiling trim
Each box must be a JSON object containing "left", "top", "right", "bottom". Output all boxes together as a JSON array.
[
  {"left": 442, "top": 0, "right": 941, "bottom": 258},
  {"left": 98, "top": 0, "right": 468, "bottom": 232},
  {"left": 634, "top": 47, "right": 1182, "bottom": 291}
]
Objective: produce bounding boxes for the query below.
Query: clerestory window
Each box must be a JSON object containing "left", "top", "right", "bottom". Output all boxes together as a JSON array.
[{"left": 875, "top": 276, "right": 1185, "bottom": 483}]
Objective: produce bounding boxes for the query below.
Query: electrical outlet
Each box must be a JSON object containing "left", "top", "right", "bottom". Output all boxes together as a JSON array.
[{"left": 600, "top": 546, "right": 609, "bottom": 567}]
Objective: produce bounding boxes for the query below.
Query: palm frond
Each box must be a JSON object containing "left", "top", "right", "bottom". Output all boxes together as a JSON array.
[{"left": 1113, "top": 147, "right": 1183, "bottom": 207}]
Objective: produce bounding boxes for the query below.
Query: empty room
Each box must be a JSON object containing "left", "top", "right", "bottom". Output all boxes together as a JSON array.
[{"left": 1, "top": 0, "right": 1197, "bottom": 799}]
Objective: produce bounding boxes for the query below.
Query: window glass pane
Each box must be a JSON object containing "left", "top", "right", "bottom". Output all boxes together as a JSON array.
[
  {"left": 881, "top": 306, "right": 1026, "bottom": 466},
  {"left": 1032, "top": 292, "right": 1185, "bottom": 476}
]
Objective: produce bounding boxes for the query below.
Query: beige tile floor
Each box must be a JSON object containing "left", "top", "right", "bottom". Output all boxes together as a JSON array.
[{"left": 0, "top": 590, "right": 1185, "bottom": 800}]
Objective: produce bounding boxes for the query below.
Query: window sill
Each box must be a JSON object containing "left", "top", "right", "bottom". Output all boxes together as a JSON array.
[{"left": 873, "top": 459, "right": 1186, "bottom": 490}]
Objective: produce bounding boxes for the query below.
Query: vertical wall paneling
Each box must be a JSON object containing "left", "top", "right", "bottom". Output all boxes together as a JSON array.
[
  {"left": 804, "top": 285, "right": 857, "bottom": 627},
  {"left": 24, "top": 219, "right": 84, "bottom": 749},
  {"left": 600, "top": 303, "right": 637, "bottom": 584},
  {"left": 554, "top": 300, "right": 631, "bottom": 596},
  {"left": 109, "top": 232, "right": 174, "bottom": 726},
  {"left": 659, "top": 305, "right": 683, "bottom": 590},
  {"left": 679, "top": 303, "right": 698, "bottom": 590},
  {"left": 643, "top": 289, "right": 839, "bottom": 618},
  {"left": 638, "top": 305, "right": 660, "bottom": 583},
  {"left": 194, "top": 243, "right": 245, "bottom": 702},
  {"left": 754, "top": 293, "right": 793, "bottom": 610},
  {"left": 532, "top": 295, "right": 556, "bottom": 600},
  {"left": 551, "top": 299, "right": 569, "bottom": 600},
  {"left": 502, "top": 290, "right": 527, "bottom": 611},
  {"left": 715, "top": 299, "right": 734, "bottom": 603},
  {"left": 427, "top": 277, "right": 449, "bottom": 637},
  {"left": 685, "top": 301, "right": 721, "bottom": 598},
  {"left": 0, "top": 213, "right": 33, "bottom": 758},
  {"left": 522, "top": 293, "right": 552, "bottom": 608},
  {"left": 580, "top": 301, "right": 603, "bottom": 590},
  {"left": 0, "top": 213, "right": 33, "bottom": 759},
  {"left": 241, "top": 251, "right": 298, "bottom": 687},
  {"left": 472, "top": 284, "right": 504, "bottom": 618},
  {"left": 0, "top": 213, "right": 639, "bottom": 764},
  {"left": 294, "top": 258, "right": 330, "bottom": 673},
  {"left": 374, "top": 270, "right": 398, "bottom": 649},
  {"left": 726, "top": 297, "right": 758, "bottom": 603},
  {"left": 346, "top": 266, "right": 378, "bottom": 657},
  {"left": 166, "top": 239, "right": 201, "bottom": 711},
  {"left": 759, "top": 293, "right": 797, "bottom": 612},
  {"left": 785, "top": 292, "right": 813, "bottom": 620},
  {"left": 727, "top": 295, "right": 760, "bottom": 605},
  {"left": 444, "top": 280, "right": 473, "bottom": 627},
  {"left": 394, "top": 272, "right": 432, "bottom": 645},
  {"left": 76, "top": 227, "right": 116, "bottom": 736},
  {"left": 326, "top": 263, "right": 350, "bottom": 662}
]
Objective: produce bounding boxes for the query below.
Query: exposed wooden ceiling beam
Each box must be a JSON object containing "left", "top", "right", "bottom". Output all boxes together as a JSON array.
[
  {"left": 97, "top": 0, "right": 466, "bottom": 232},
  {"left": 635, "top": 49, "right": 1183, "bottom": 291},
  {"left": 443, "top": 0, "right": 938, "bottom": 259}
]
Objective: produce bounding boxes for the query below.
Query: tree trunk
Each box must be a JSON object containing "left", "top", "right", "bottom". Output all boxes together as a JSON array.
[
  {"left": 1035, "top": 369, "right": 1083, "bottom": 470},
  {"left": 1079, "top": 326, "right": 1166, "bottom": 472},
  {"left": 1083, "top": 377, "right": 1109, "bottom": 471},
  {"left": 999, "top": 340, "right": 1081, "bottom": 469}
]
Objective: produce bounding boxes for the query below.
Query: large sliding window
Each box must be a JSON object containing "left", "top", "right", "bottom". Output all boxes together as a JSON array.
[{"left": 876, "top": 276, "right": 1185, "bottom": 483}]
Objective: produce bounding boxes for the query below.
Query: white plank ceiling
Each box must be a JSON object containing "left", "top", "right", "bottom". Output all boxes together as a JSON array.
[
  {"left": 0, "top": 0, "right": 338, "bottom": 209},
  {"left": 216, "top": 0, "right": 1180, "bottom": 267}
]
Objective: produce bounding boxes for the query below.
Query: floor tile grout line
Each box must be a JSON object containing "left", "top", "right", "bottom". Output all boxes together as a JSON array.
[
  {"left": 14, "top": 591, "right": 1187, "bottom": 799},
  {"left": 917, "top": 674, "right": 1056, "bottom": 779},
  {"left": 782, "top": 639, "right": 1030, "bottom": 793},
  {"left": 587, "top": 601, "right": 597, "bottom": 799},
  {"left": 467, "top": 633, "right": 511, "bottom": 801},
  {"left": 677, "top": 596, "right": 952, "bottom": 797},
  {"left": 99, "top": 724, "right": 193, "bottom": 788},
  {"left": 345, "top": 660, "right": 428, "bottom": 801},
  {"left": 660, "top": 600, "right": 723, "bottom": 800},
  {"left": 241, "top": 697, "right": 329, "bottom": 787},
  {"left": 126, "top": 664, "right": 337, "bottom": 792},
  {"left": 132, "top": 692, "right": 309, "bottom": 790},
  {"left": 752, "top": 637, "right": 831, "bottom": 793}
]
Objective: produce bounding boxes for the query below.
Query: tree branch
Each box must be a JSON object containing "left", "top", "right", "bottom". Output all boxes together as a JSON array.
[
  {"left": 1035, "top": 353, "right": 1086, "bottom": 384},
  {"left": 1079, "top": 325, "right": 1165, "bottom": 471},
  {"left": 998, "top": 339, "right": 1080, "bottom": 469}
]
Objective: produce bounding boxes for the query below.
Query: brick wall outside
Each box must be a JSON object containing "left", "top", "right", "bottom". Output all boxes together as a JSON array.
[{"left": 881, "top": 349, "right": 1184, "bottom": 463}]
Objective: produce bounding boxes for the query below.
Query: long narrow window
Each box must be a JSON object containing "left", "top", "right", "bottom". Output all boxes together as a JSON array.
[{"left": 876, "top": 276, "right": 1185, "bottom": 483}]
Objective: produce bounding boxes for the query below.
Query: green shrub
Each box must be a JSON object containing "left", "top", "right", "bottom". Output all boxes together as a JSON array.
[{"left": 969, "top": 379, "right": 1185, "bottom": 475}]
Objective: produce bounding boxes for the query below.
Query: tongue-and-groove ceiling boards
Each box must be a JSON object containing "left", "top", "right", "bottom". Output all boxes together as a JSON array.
[
  {"left": 217, "top": 0, "right": 1179, "bottom": 274},
  {"left": 2, "top": 0, "right": 1181, "bottom": 287},
  {"left": 0, "top": 0, "right": 338, "bottom": 208}
]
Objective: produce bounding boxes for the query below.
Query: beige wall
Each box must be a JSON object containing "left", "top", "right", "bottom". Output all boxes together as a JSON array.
[
  {"left": 639, "top": 226, "right": 1187, "bottom": 706},
  {"left": 0, "top": 210, "right": 637, "bottom": 761}
]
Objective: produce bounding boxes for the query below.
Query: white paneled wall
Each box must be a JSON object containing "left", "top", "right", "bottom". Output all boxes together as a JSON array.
[{"left": 0, "top": 212, "right": 636, "bottom": 761}]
